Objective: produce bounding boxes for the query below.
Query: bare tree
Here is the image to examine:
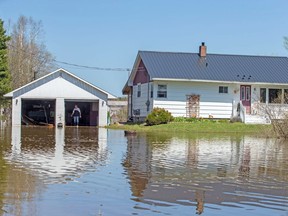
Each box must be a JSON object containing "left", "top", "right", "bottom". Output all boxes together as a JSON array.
[
  {"left": 258, "top": 93, "right": 288, "bottom": 138},
  {"left": 7, "top": 16, "right": 55, "bottom": 90}
]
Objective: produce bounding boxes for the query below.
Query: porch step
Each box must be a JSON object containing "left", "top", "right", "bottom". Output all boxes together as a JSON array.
[{"left": 245, "top": 115, "right": 271, "bottom": 124}]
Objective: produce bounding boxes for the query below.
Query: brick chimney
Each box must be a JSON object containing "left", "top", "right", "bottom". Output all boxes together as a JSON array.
[{"left": 199, "top": 42, "right": 207, "bottom": 57}]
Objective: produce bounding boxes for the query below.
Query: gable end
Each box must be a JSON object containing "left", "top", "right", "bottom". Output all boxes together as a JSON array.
[
  {"left": 133, "top": 60, "right": 150, "bottom": 85},
  {"left": 11, "top": 69, "right": 108, "bottom": 100},
  {"left": 13, "top": 72, "right": 58, "bottom": 98}
]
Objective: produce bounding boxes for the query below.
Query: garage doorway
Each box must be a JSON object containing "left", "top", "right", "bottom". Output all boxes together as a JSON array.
[
  {"left": 65, "top": 101, "right": 99, "bottom": 126},
  {"left": 22, "top": 99, "right": 56, "bottom": 125}
]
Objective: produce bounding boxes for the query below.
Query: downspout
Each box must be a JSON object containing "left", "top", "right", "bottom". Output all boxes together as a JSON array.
[
  {"left": 130, "top": 87, "right": 133, "bottom": 119},
  {"left": 146, "top": 74, "right": 151, "bottom": 113}
]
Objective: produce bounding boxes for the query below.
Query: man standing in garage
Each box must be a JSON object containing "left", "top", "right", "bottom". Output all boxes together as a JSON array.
[{"left": 71, "top": 104, "right": 81, "bottom": 126}]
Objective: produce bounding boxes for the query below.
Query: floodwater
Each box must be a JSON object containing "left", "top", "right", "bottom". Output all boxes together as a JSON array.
[{"left": 0, "top": 126, "right": 287, "bottom": 216}]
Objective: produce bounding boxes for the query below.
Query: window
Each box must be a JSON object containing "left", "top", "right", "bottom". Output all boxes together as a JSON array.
[
  {"left": 284, "top": 89, "right": 288, "bottom": 104},
  {"left": 269, "top": 89, "right": 281, "bottom": 103},
  {"left": 260, "top": 88, "right": 266, "bottom": 103},
  {"left": 240, "top": 86, "right": 245, "bottom": 100},
  {"left": 133, "top": 109, "right": 140, "bottom": 116},
  {"left": 150, "top": 83, "right": 153, "bottom": 98},
  {"left": 157, "top": 84, "right": 167, "bottom": 98},
  {"left": 137, "top": 84, "right": 141, "bottom": 97},
  {"left": 246, "top": 86, "right": 251, "bottom": 101},
  {"left": 219, "top": 86, "right": 228, "bottom": 94}
]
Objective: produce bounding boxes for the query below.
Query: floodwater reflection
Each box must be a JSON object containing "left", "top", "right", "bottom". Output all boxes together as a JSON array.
[
  {"left": 123, "top": 132, "right": 288, "bottom": 215},
  {"left": 0, "top": 127, "right": 287, "bottom": 215},
  {"left": 6, "top": 126, "right": 108, "bottom": 183}
]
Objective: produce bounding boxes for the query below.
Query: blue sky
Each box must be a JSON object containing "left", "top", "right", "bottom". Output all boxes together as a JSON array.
[{"left": 0, "top": 0, "right": 287, "bottom": 96}]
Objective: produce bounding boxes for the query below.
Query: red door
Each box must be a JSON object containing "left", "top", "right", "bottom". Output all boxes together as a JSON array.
[{"left": 240, "top": 85, "right": 251, "bottom": 114}]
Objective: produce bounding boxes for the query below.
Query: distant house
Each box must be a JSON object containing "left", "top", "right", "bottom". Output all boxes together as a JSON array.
[
  {"left": 5, "top": 68, "right": 116, "bottom": 127},
  {"left": 107, "top": 99, "right": 128, "bottom": 124},
  {"left": 122, "top": 43, "right": 288, "bottom": 123}
]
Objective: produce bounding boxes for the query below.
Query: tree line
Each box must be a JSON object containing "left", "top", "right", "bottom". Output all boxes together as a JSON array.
[{"left": 0, "top": 15, "right": 55, "bottom": 106}]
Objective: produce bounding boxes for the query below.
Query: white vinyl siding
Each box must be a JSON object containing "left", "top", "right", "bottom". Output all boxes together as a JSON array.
[
  {"left": 132, "top": 83, "right": 149, "bottom": 117},
  {"left": 152, "top": 81, "right": 238, "bottom": 119},
  {"left": 130, "top": 80, "right": 288, "bottom": 120},
  {"left": 19, "top": 76, "right": 107, "bottom": 100},
  {"left": 154, "top": 100, "right": 233, "bottom": 118}
]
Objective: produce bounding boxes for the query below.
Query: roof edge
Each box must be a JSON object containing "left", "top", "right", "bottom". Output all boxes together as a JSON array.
[
  {"left": 4, "top": 68, "right": 117, "bottom": 99},
  {"left": 139, "top": 50, "right": 288, "bottom": 59},
  {"left": 151, "top": 78, "right": 288, "bottom": 85}
]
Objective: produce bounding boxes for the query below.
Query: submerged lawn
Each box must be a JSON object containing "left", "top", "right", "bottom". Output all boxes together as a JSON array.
[{"left": 108, "top": 121, "right": 273, "bottom": 136}]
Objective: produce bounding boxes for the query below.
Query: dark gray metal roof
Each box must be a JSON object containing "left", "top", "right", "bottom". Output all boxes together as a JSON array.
[{"left": 139, "top": 51, "right": 288, "bottom": 84}]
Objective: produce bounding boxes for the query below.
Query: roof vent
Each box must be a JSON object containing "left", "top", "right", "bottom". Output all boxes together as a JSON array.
[{"left": 199, "top": 42, "right": 207, "bottom": 57}]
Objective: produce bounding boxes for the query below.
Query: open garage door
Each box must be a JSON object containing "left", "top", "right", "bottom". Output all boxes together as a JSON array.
[
  {"left": 22, "top": 99, "right": 56, "bottom": 126},
  {"left": 65, "top": 101, "right": 99, "bottom": 126}
]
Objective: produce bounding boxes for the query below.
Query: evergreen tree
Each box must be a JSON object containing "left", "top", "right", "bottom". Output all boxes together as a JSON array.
[{"left": 0, "top": 19, "right": 11, "bottom": 103}]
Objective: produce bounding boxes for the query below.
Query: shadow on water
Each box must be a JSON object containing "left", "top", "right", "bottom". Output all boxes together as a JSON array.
[{"left": 123, "top": 131, "right": 288, "bottom": 215}]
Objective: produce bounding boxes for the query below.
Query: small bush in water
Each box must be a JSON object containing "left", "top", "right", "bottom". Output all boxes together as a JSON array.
[{"left": 146, "top": 108, "right": 174, "bottom": 126}]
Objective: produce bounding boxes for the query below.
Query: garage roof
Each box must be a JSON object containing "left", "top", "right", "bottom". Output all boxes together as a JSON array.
[{"left": 4, "top": 68, "right": 117, "bottom": 99}]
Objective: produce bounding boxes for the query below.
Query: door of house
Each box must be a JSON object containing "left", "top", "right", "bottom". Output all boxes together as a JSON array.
[
  {"left": 240, "top": 85, "right": 251, "bottom": 114},
  {"left": 186, "top": 94, "right": 200, "bottom": 118}
]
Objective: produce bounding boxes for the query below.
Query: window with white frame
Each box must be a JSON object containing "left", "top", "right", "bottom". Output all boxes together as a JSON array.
[
  {"left": 219, "top": 86, "right": 228, "bottom": 94},
  {"left": 157, "top": 84, "right": 167, "bottom": 98},
  {"left": 137, "top": 84, "right": 141, "bottom": 97},
  {"left": 269, "top": 88, "right": 281, "bottom": 103}
]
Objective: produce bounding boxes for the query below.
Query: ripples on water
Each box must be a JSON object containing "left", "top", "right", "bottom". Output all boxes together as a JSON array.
[{"left": 0, "top": 126, "right": 287, "bottom": 216}]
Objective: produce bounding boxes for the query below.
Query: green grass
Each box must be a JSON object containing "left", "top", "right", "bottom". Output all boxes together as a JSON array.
[{"left": 107, "top": 121, "right": 273, "bottom": 136}]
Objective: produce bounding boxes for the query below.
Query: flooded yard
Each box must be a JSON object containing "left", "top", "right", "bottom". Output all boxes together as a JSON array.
[{"left": 0, "top": 126, "right": 287, "bottom": 216}]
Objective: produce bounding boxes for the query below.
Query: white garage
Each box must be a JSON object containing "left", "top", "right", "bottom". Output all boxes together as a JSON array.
[{"left": 4, "top": 68, "right": 114, "bottom": 127}]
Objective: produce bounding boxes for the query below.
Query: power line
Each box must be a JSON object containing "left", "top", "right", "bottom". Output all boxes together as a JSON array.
[
  {"left": 8, "top": 43, "right": 132, "bottom": 72},
  {"left": 55, "top": 60, "right": 131, "bottom": 72},
  {"left": 8, "top": 43, "right": 149, "bottom": 73}
]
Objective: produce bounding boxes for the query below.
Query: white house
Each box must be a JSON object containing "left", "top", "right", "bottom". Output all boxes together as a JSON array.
[
  {"left": 5, "top": 68, "right": 116, "bottom": 127},
  {"left": 122, "top": 43, "right": 288, "bottom": 123}
]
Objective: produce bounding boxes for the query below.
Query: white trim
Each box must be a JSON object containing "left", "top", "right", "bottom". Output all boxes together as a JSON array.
[{"left": 127, "top": 53, "right": 141, "bottom": 86}]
